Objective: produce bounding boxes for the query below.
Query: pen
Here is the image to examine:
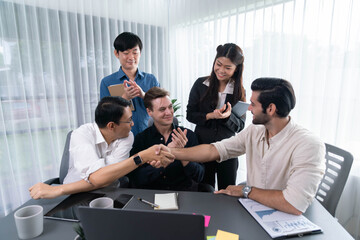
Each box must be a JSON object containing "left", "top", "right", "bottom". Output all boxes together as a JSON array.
[{"left": 138, "top": 198, "right": 159, "bottom": 208}]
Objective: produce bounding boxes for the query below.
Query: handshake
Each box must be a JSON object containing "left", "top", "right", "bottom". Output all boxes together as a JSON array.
[{"left": 143, "top": 144, "right": 175, "bottom": 168}]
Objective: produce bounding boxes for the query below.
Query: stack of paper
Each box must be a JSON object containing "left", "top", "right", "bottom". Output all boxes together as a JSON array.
[
  {"left": 239, "top": 198, "right": 322, "bottom": 238},
  {"left": 154, "top": 193, "right": 178, "bottom": 210}
]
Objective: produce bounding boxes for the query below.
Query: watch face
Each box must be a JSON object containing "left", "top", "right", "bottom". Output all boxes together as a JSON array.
[
  {"left": 134, "top": 155, "right": 142, "bottom": 165},
  {"left": 243, "top": 186, "right": 251, "bottom": 198}
]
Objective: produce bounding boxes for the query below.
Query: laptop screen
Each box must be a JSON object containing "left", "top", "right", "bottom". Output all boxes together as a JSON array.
[{"left": 78, "top": 207, "right": 205, "bottom": 240}]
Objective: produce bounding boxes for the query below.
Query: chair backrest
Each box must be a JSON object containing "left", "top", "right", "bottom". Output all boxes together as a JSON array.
[
  {"left": 315, "top": 143, "right": 353, "bottom": 216},
  {"left": 59, "top": 130, "right": 73, "bottom": 184}
]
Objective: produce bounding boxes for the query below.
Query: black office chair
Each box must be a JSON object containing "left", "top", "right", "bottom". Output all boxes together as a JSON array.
[
  {"left": 315, "top": 143, "right": 353, "bottom": 217},
  {"left": 44, "top": 130, "right": 73, "bottom": 185},
  {"left": 44, "top": 130, "right": 129, "bottom": 187}
]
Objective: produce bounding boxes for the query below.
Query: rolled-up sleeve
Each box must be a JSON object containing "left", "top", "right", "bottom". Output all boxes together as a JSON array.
[
  {"left": 212, "top": 129, "right": 247, "bottom": 162},
  {"left": 69, "top": 134, "right": 105, "bottom": 182},
  {"left": 283, "top": 140, "right": 326, "bottom": 212}
]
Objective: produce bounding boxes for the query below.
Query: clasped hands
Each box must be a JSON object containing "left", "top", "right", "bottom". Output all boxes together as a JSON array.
[
  {"left": 122, "top": 79, "right": 145, "bottom": 100},
  {"left": 207, "top": 102, "right": 232, "bottom": 120}
]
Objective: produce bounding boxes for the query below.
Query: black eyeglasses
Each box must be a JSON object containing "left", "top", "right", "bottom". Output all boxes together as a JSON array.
[{"left": 118, "top": 119, "right": 133, "bottom": 124}]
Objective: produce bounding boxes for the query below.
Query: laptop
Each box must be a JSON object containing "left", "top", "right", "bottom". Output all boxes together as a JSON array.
[{"left": 78, "top": 207, "right": 205, "bottom": 240}]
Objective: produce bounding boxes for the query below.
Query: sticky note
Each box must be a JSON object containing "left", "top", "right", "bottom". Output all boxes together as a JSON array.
[
  {"left": 207, "top": 236, "right": 216, "bottom": 240},
  {"left": 193, "top": 213, "right": 211, "bottom": 227},
  {"left": 204, "top": 215, "right": 211, "bottom": 227},
  {"left": 215, "top": 229, "right": 239, "bottom": 240}
]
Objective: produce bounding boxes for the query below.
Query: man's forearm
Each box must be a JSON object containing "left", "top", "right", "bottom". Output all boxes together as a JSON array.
[
  {"left": 170, "top": 144, "right": 220, "bottom": 163},
  {"left": 89, "top": 158, "right": 137, "bottom": 188},
  {"left": 89, "top": 146, "right": 174, "bottom": 188},
  {"left": 57, "top": 180, "right": 96, "bottom": 196},
  {"left": 249, "top": 188, "right": 302, "bottom": 215}
]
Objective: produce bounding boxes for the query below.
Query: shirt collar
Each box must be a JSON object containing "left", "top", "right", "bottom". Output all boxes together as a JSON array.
[
  {"left": 94, "top": 123, "right": 107, "bottom": 145},
  {"left": 269, "top": 117, "right": 294, "bottom": 144},
  {"left": 149, "top": 122, "right": 177, "bottom": 138},
  {"left": 257, "top": 117, "right": 295, "bottom": 144},
  {"left": 203, "top": 78, "right": 234, "bottom": 94},
  {"left": 118, "top": 67, "right": 144, "bottom": 80}
]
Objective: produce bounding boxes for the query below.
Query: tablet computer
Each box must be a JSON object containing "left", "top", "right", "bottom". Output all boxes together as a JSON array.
[
  {"left": 44, "top": 192, "right": 135, "bottom": 222},
  {"left": 232, "top": 101, "right": 250, "bottom": 117},
  {"left": 44, "top": 192, "right": 105, "bottom": 222}
]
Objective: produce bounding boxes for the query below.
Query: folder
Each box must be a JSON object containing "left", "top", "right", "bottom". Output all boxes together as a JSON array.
[{"left": 108, "top": 84, "right": 135, "bottom": 111}]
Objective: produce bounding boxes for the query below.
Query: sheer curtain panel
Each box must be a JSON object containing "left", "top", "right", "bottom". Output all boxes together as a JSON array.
[
  {"left": 168, "top": 0, "right": 360, "bottom": 239},
  {"left": 0, "top": 0, "right": 168, "bottom": 216}
]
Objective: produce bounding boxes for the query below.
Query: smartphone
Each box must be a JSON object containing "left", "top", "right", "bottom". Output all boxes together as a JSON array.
[{"left": 114, "top": 194, "right": 134, "bottom": 209}]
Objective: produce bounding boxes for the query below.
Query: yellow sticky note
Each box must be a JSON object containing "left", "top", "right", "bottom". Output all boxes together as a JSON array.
[{"left": 215, "top": 229, "right": 239, "bottom": 240}]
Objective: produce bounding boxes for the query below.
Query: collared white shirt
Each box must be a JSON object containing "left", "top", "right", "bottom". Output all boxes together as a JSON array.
[
  {"left": 63, "top": 123, "right": 134, "bottom": 184},
  {"left": 203, "top": 79, "right": 234, "bottom": 109},
  {"left": 212, "top": 118, "right": 325, "bottom": 212}
]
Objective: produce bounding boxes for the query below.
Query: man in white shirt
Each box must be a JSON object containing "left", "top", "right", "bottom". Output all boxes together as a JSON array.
[
  {"left": 162, "top": 78, "right": 325, "bottom": 215},
  {"left": 29, "top": 97, "right": 174, "bottom": 199}
]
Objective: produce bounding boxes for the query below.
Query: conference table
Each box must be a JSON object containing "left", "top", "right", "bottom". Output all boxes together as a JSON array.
[{"left": 0, "top": 187, "right": 354, "bottom": 239}]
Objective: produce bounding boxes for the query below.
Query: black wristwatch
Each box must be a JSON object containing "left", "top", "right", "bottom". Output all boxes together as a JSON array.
[
  {"left": 242, "top": 185, "right": 252, "bottom": 198},
  {"left": 133, "top": 155, "right": 142, "bottom": 166}
]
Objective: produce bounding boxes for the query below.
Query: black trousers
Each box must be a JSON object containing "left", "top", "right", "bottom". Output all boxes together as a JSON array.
[{"left": 202, "top": 158, "right": 238, "bottom": 190}]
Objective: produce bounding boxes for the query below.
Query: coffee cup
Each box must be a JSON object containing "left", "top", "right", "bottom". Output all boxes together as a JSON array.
[
  {"left": 89, "top": 197, "right": 113, "bottom": 208},
  {"left": 14, "top": 205, "right": 43, "bottom": 239}
]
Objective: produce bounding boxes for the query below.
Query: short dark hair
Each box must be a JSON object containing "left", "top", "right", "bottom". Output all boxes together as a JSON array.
[
  {"left": 95, "top": 97, "right": 131, "bottom": 128},
  {"left": 251, "top": 78, "right": 296, "bottom": 117},
  {"left": 113, "top": 32, "right": 143, "bottom": 53},
  {"left": 144, "top": 87, "right": 170, "bottom": 110}
]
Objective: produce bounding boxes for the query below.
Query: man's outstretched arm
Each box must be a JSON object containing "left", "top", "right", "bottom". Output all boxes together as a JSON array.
[
  {"left": 89, "top": 145, "right": 174, "bottom": 188},
  {"left": 161, "top": 144, "right": 220, "bottom": 163},
  {"left": 29, "top": 145, "right": 174, "bottom": 199}
]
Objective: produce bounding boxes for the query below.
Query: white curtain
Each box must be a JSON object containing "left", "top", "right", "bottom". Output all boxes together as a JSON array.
[
  {"left": 168, "top": 0, "right": 360, "bottom": 238},
  {"left": 0, "top": 0, "right": 168, "bottom": 216},
  {"left": 1, "top": 0, "right": 359, "bottom": 238}
]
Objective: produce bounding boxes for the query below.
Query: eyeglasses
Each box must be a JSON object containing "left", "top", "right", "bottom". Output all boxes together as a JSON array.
[{"left": 118, "top": 119, "right": 133, "bottom": 124}]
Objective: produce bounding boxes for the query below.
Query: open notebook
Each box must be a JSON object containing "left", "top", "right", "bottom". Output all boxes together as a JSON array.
[{"left": 154, "top": 193, "right": 179, "bottom": 210}]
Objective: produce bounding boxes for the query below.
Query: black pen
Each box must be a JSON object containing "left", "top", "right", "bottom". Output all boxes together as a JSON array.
[{"left": 138, "top": 197, "right": 159, "bottom": 208}]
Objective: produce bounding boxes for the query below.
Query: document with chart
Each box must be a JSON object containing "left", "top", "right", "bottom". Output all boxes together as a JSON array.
[{"left": 239, "top": 198, "right": 322, "bottom": 238}]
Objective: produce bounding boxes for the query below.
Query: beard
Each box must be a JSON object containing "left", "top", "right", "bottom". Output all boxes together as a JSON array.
[{"left": 252, "top": 112, "right": 270, "bottom": 125}]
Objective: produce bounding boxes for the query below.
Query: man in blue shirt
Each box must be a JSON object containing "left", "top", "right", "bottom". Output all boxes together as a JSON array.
[{"left": 100, "top": 32, "right": 160, "bottom": 136}]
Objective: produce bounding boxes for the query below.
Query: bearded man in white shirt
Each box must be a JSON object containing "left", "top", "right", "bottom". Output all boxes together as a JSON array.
[
  {"left": 162, "top": 78, "right": 325, "bottom": 215},
  {"left": 29, "top": 97, "right": 174, "bottom": 199}
]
